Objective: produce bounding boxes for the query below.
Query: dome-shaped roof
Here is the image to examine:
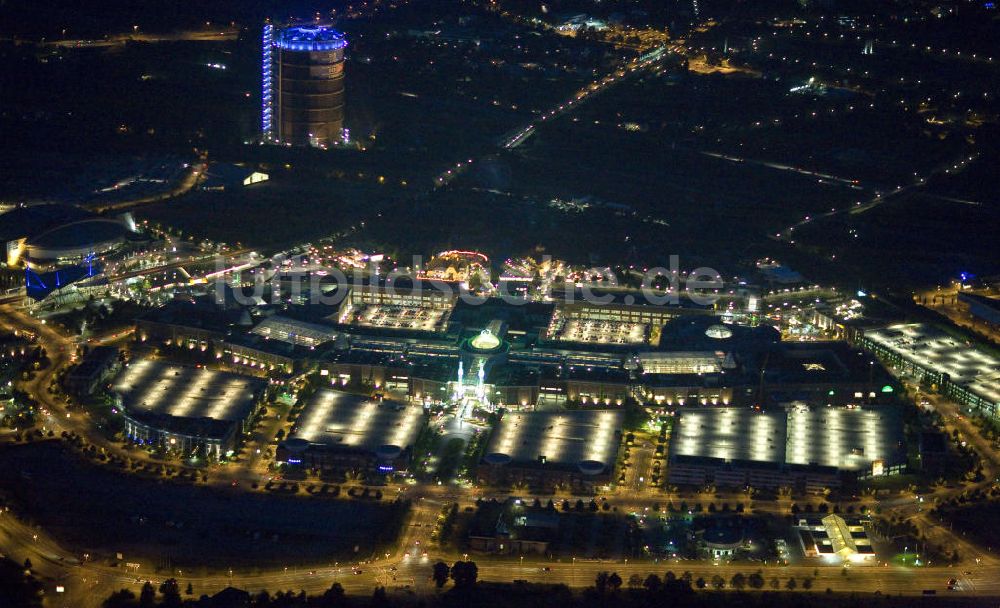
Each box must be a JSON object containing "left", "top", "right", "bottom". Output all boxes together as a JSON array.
[
  {"left": 375, "top": 444, "right": 403, "bottom": 461},
  {"left": 469, "top": 329, "right": 501, "bottom": 352},
  {"left": 484, "top": 452, "right": 512, "bottom": 466},
  {"left": 703, "top": 525, "right": 743, "bottom": 548},
  {"left": 578, "top": 460, "right": 606, "bottom": 475},
  {"left": 705, "top": 324, "right": 733, "bottom": 340},
  {"left": 282, "top": 437, "right": 311, "bottom": 452}
]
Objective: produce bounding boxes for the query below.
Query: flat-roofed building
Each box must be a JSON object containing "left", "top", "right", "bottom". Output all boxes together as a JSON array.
[
  {"left": 277, "top": 389, "right": 424, "bottom": 473},
  {"left": 796, "top": 515, "right": 875, "bottom": 563},
  {"left": 65, "top": 346, "right": 121, "bottom": 395},
  {"left": 113, "top": 359, "right": 266, "bottom": 458},
  {"left": 859, "top": 323, "right": 1000, "bottom": 417},
  {"left": 668, "top": 405, "right": 905, "bottom": 490},
  {"left": 335, "top": 280, "right": 458, "bottom": 334},
  {"left": 479, "top": 409, "right": 623, "bottom": 490},
  {"left": 250, "top": 315, "right": 338, "bottom": 349}
]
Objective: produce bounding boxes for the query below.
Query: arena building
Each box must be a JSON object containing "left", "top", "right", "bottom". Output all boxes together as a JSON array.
[
  {"left": 112, "top": 359, "right": 267, "bottom": 458},
  {"left": 277, "top": 390, "right": 425, "bottom": 473},
  {"left": 479, "top": 409, "right": 623, "bottom": 489},
  {"left": 0, "top": 204, "right": 138, "bottom": 269}
]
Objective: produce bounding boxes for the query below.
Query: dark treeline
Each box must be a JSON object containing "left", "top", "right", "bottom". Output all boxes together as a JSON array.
[{"left": 86, "top": 561, "right": 988, "bottom": 608}]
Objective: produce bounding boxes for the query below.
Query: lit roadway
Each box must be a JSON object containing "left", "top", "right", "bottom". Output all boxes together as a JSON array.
[
  {"left": 771, "top": 152, "right": 978, "bottom": 245},
  {"left": 433, "top": 44, "right": 680, "bottom": 188},
  {"left": 5, "top": 502, "right": 1000, "bottom": 608}
]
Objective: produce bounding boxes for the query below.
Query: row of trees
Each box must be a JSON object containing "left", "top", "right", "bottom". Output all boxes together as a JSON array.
[
  {"left": 595, "top": 571, "right": 814, "bottom": 593},
  {"left": 431, "top": 560, "right": 479, "bottom": 589}
]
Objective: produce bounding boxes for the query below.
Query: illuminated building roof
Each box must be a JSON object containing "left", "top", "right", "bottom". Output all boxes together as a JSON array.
[
  {"left": 705, "top": 324, "right": 733, "bottom": 339},
  {"left": 865, "top": 323, "right": 1000, "bottom": 408},
  {"left": 250, "top": 315, "right": 338, "bottom": 348},
  {"left": 670, "top": 406, "right": 904, "bottom": 472},
  {"left": 288, "top": 390, "right": 423, "bottom": 453},
  {"left": 483, "top": 410, "right": 623, "bottom": 474},
  {"left": 470, "top": 329, "right": 501, "bottom": 351},
  {"left": 113, "top": 359, "right": 265, "bottom": 424},
  {"left": 274, "top": 26, "right": 347, "bottom": 52}
]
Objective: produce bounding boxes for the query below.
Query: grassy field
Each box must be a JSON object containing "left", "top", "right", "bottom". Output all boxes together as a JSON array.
[{"left": 0, "top": 441, "right": 409, "bottom": 571}]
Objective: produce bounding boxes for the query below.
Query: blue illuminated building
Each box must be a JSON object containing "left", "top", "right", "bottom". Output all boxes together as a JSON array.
[{"left": 262, "top": 24, "right": 347, "bottom": 147}]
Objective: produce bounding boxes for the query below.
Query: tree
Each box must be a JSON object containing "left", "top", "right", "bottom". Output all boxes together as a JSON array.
[
  {"left": 748, "top": 571, "right": 765, "bottom": 589},
  {"left": 595, "top": 572, "right": 610, "bottom": 594},
  {"left": 185, "top": 582, "right": 194, "bottom": 596},
  {"left": 730, "top": 573, "right": 746, "bottom": 590},
  {"left": 681, "top": 571, "right": 692, "bottom": 583},
  {"left": 22, "top": 558, "right": 32, "bottom": 571},
  {"left": 450, "top": 560, "right": 478, "bottom": 588},
  {"left": 159, "top": 579, "right": 181, "bottom": 608},
  {"left": 432, "top": 561, "right": 450, "bottom": 588},
  {"left": 711, "top": 575, "right": 725, "bottom": 589},
  {"left": 627, "top": 573, "right": 643, "bottom": 589},
  {"left": 695, "top": 577, "right": 707, "bottom": 589},
  {"left": 769, "top": 577, "right": 780, "bottom": 590},
  {"left": 320, "top": 583, "right": 345, "bottom": 607},
  {"left": 802, "top": 577, "right": 813, "bottom": 590},
  {"left": 664, "top": 570, "right": 676, "bottom": 582},
  {"left": 138, "top": 581, "right": 156, "bottom": 608},
  {"left": 608, "top": 572, "right": 623, "bottom": 592},
  {"left": 102, "top": 590, "right": 136, "bottom": 608},
  {"left": 643, "top": 574, "right": 662, "bottom": 593},
  {"left": 371, "top": 587, "right": 390, "bottom": 608},
  {"left": 785, "top": 577, "right": 797, "bottom": 591}
]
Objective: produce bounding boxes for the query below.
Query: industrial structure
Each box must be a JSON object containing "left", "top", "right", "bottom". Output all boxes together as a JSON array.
[{"left": 262, "top": 24, "right": 347, "bottom": 148}]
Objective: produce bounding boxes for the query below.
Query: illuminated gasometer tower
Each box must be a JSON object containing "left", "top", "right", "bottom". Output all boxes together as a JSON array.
[{"left": 262, "top": 24, "right": 346, "bottom": 148}]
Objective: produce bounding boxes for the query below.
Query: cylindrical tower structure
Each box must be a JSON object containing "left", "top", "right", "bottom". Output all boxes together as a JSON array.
[{"left": 266, "top": 25, "right": 346, "bottom": 148}]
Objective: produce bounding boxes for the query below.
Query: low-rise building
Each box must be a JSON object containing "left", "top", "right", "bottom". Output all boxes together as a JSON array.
[
  {"left": 277, "top": 389, "right": 425, "bottom": 473},
  {"left": 479, "top": 409, "right": 623, "bottom": 490},
  {"left": 668, "top": 405, "right": 906, "bottom": 490},
  {"left": 467, "top": 499, "right": 557, "bottom": 555},
  {"left": 112, "top": 359, "right": 266, "bottom": 458},
  {"left": 65, "top": 346, "right": 121, "bottom": 395}
]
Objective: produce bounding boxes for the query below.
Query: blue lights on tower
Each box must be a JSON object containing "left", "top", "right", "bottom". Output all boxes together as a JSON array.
[
  {"left": 261, "top": 24, "right": 275, "bottom": 141},
  {"left": 262, "top": 24, "right": 346, "bottom": 145},
  {"left": 273, "top": 26, "right": 347, "bottom": 52}
]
